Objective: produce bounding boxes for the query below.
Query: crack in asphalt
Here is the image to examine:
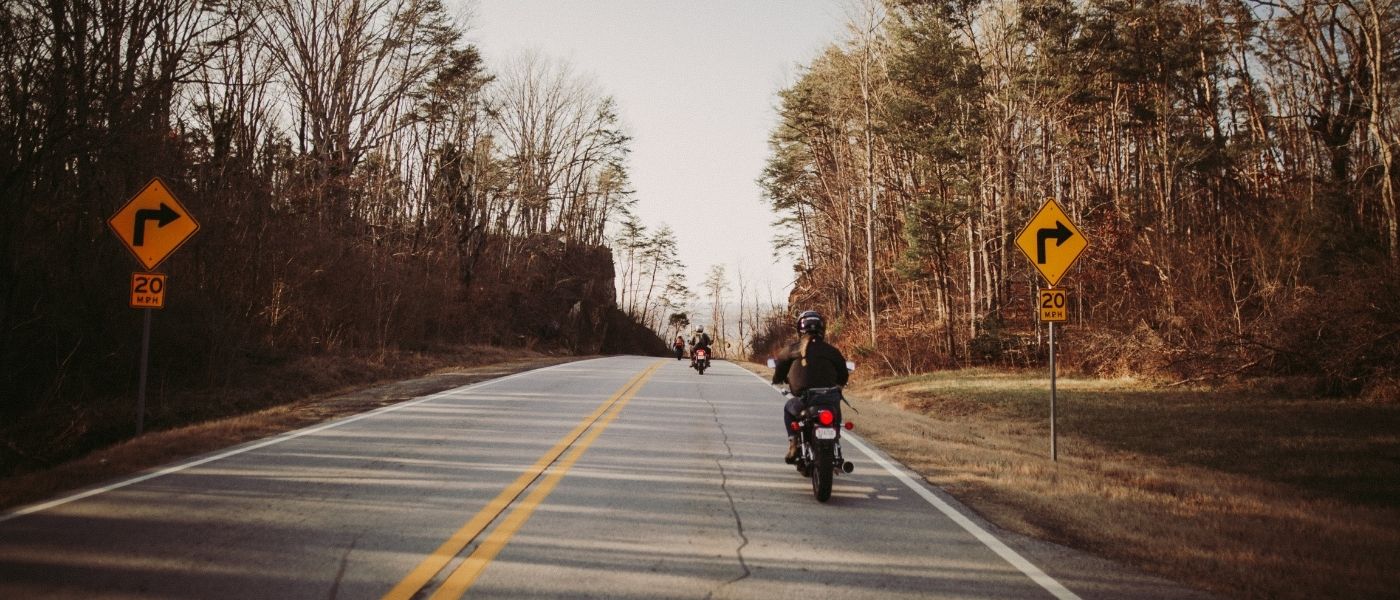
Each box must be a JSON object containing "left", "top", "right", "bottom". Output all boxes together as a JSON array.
[
  {"left": 327, "top": 532, "right": 361, "bottom": 600},
  {"left": 703, "top": 393, "right": 752, "bottom": 599}
]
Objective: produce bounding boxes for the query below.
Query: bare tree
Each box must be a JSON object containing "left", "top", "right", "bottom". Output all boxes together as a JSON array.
[
  {"left": 846, "top": 0, "right": 888, "bottom": 350},
  {"left": 493, "top": 51, "right": 630, "bottom": 251},
  {"left": 702, "top": 264, "right": 730, "bottom": 356},
  {"left": 257, "top": 0, "right": 459, "bottom": 221}
]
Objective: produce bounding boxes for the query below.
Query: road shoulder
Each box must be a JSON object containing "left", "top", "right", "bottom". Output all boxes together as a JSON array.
[{"left": 733, "top": 360, "right": 1216, "bottom": 600}]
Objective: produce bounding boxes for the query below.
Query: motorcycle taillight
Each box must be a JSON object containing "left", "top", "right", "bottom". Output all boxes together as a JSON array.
[{"left": 817, "top": 409, "right": 834, "bottom": 426}]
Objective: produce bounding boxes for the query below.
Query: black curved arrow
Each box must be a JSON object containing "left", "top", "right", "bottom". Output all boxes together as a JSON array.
[
  {"left": 1036, "top": 220, "right": 1075, "bottom": 262},
  {"left": 133, "top": 203, "right": 180, "bottom": 246}
]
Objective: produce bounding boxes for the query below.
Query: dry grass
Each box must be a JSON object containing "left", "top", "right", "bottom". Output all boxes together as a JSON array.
[
  {"left": 749, "top": 364, "right": 1400, "bottom": 599},
  {"left": 0, "top": 351, "right": 578, "bottom": 512}
]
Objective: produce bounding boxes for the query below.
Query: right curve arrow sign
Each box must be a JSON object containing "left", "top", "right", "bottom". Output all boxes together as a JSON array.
[
  {"left": 1035, "top": 221, "right": 1073, "bottom": 264},
  {"left": 1015, "top": 199, "right": 1088, "bottom": 287},
  {"left": 132, "top": 203, "right": 182, "bottom": 247},
  {"left": 108, "top": 177, "right": 200, "bottom": 270}
]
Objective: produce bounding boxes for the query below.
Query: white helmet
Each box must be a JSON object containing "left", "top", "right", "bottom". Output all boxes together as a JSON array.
[{"left": 696, "top": 325, "right": 705, "bottom": 333}]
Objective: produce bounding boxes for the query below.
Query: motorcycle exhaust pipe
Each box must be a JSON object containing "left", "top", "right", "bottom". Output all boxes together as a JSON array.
[{"left": 842, "top": 461, "right": 854, "bottom": 474}]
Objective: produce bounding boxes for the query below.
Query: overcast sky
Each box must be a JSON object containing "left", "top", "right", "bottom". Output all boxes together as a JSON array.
[{"left": 461, "top": 0, "right": 850, "bottom": 305}]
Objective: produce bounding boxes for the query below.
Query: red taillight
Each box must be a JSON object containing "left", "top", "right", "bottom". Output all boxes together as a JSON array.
[
  {"left": 844, "top": 421, "right": 854, "bottom": 430},
  {"left": 790, "top": 421, "right": 800, "bottom": 431},
  {"left": 817, "top": 409, "right": 834, "bottom": 426}
]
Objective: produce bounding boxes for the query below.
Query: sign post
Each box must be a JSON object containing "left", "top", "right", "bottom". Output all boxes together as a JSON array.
[
  {"left": 126, "top": 272, "right": 169, "bottom": 434},
  {"left": 108, "top": 178, "right": 198, "bottom": 435},
  {"left": 1049, "top": 320, "right": 1056, "bottom": 460},
  {"left": 136, "top": 308, "right": 152, "bottom": 435},
  {"left": 1039, "top": 288, "right": 1066, "bottom": 460},
  {"left": 1015, "top": 199, "right": 1087, "bottom": 461}
]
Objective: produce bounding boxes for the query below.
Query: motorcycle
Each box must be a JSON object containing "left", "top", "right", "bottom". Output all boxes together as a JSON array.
[
  {"left": 674, "top": 345, "right": 684, "bottom": 360},
  {"left": 691, "top": 347, "right": 710, "bottom": 374},
  {"left": 769, "top": 360, "right": 858, "bottom": 503},
  {"left": 787, "top": 387, "right": 855, "bottom": 502}
]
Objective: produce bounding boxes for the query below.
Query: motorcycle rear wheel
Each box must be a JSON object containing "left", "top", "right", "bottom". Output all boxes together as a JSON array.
[{"left": 812, "top": 444, "right": 833, "bottom": 502}]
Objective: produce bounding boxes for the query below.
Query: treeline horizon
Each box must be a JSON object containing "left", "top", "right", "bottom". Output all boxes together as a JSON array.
[
  {"left": 0, "top": 0, "right": 667, "bottom": 473},
  {"left": 762, "top": 0, "right": 1398, "bottom": 394}
]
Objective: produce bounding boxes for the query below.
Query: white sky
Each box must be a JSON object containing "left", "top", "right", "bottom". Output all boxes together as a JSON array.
[{"left": 461, "top": 0, "right": 849, "bottom": 304}]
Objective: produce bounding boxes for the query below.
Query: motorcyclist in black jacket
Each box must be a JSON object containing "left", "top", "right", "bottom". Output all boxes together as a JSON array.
[
  {"left": 690, "top": 326, "right": 713, "bottom": 366},
  {"left": 771, "top": 310, "right": 849, "bottom": 464}
]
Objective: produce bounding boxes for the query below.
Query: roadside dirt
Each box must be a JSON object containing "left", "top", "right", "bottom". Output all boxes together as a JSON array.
[{"left": 0, "top": 356, "right": 583, "bottom": 512}]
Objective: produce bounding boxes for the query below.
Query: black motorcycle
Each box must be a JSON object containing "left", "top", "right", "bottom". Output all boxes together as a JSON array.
[
  {"left": 788, "top": 387, "right": 855, "bottom": 502},
  {"left": 691, "top": 347, "right": 710, "bottom": 374},
  {"left": 674, "top": 345, "right": 684, "bottom": 360}
]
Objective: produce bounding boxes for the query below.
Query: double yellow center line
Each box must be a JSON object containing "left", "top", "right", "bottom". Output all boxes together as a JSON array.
[{"left": 383, "top": 361, "right": 663, "bottom": 600}]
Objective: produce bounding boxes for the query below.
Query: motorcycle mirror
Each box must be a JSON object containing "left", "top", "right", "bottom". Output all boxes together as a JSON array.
[
  {"left": 766, "top": 358, "right": 776, "bottom": 369},
  {"left": 846, "top": 361, "right": 856, "bottom": 372}
]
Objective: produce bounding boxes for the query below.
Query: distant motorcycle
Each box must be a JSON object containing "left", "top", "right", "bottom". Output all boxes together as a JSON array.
[
  {"left": 787, "top": 387, "right": 855, "bottom": 502},
  {"left": 674, "top": 345, "right": 684, "bottom": 360},
  {"left": 691, "top": 348, "right": 710, "bottom": 374}
]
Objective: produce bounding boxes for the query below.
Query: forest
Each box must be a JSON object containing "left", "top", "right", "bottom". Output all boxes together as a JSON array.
[
  {"left": 760, "top": 0, "right": 1400, "bottom": 395},
  {"left": 5, "top": 0, "right": 1398, "bottom": 475},
  {"left": 0, "top": 0, "right": 671, "bottom": 474}
]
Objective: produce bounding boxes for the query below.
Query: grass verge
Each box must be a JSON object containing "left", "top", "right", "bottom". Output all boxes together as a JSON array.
[
  {"left": 748, "top": 363, "right": 1400, "bottom": 600},
  {"left": 1, "top": 348, "right": 580, "bottom": 512}
]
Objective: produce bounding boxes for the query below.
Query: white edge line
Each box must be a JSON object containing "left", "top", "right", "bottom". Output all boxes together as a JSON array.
[
  {"left": 1, "top": 358, "right": 596, "bottom": 524},
  {"left": 843, "top": 436, "right": 1082, "bottom": 600},
  {"left": 738, "top": 366, "right": 1081, "bottom": 600}
]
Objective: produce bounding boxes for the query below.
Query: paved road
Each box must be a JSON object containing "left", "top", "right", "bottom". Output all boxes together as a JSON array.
[{"left": 0, "top": 356, "right": 1208, "bottom": 599}]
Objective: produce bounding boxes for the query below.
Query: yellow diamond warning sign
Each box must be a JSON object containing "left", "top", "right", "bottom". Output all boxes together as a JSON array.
[
  {"left": 1015, "top": 198, "right": 1087, "bottom": 287},
  {"left": 108, "top": 177, "right": 199, "bottom": 270}
]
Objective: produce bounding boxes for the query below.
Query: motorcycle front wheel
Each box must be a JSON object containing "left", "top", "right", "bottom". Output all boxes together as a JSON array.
[{"left": 811, "top": 443, "right": 833, "bottom": 502}]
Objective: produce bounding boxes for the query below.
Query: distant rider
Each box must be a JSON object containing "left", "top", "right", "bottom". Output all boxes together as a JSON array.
[
  {"left": 673, "top": 335, "right": 685, "bottom": 359},
  {"left": 690, "top": 326, "right": 713, "bottom": 365},
  {"left": 771, "top": 310, "right": 849, "bottom": 464}
]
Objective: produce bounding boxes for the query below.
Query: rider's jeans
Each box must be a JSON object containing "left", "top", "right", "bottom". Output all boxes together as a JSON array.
[{"left": 782, "top": 397, "right": 804, "bottom": 437}]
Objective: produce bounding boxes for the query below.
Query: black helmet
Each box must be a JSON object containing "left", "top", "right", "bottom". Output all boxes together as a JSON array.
[{"left": 796, "top": 310, "right": 825, "bottom": 336}]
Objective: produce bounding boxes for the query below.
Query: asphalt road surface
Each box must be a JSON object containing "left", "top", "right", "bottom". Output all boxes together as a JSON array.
[{"left": 0, "top": 356, "right": 1210, "bottom": 599}]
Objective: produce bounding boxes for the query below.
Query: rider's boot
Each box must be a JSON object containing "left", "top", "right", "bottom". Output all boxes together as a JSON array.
[{"left": 785, "top": 437, "right": 799, "bottom": 464}]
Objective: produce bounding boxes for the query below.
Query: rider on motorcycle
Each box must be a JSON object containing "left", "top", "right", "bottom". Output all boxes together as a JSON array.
[
  {"left": 689, "top": 326, "right": 713, "bottom": 365},
  {"left": 771, "top": 310, "right": 849, "bottom": 464}
]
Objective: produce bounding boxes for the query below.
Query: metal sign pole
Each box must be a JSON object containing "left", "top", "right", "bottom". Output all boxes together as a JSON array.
[
  {"left": 137, "top": 307, "right": 151, "bottom": 435},
  {"left": 110, "top": 178, "right": 198, "bottom": 436},
  {"left": 1052, "top": 320, "right": 1058, "bottom": 461},
  {"left": 1015, "top": 199, "right": 1086, "bottom": 464}
]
